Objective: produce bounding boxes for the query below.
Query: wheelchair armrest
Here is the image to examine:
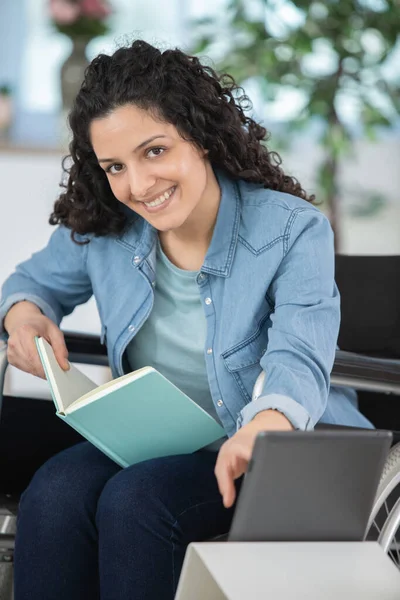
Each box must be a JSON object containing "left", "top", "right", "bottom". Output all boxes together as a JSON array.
[
  {"left": 0, "top": 331, "right": 109, "bottom": 423},
  {"left": 331, "top": 350, "right": 400, "bottom": 395},
  {"left": 63, "top": 331, "right": 109, "bottom": 367},
  {"left": 0, "top": 332, "right": 108, "bottom": 369},
  {"left": 4, "top": 336, "right": 400, "bottom": 393}
]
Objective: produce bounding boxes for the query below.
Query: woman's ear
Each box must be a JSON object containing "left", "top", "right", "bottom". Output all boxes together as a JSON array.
[{"left": 195, "top": 144, "right": 208, "bottom": 159}]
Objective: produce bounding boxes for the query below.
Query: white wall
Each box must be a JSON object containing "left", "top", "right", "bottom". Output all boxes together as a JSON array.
[
  {"left": 284, "top": 136, "right": 400, "bottom": 255},
  {"left": 0, "top": 150, "right": 109, "bottom": 399},
  {"left": 0, "top": 151, "right": 101, "bottom": 334}
]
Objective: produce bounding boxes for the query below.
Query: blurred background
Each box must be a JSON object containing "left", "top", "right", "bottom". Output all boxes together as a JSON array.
[{"left": 0, "top": 0, "right": 399, "bottom": 396}]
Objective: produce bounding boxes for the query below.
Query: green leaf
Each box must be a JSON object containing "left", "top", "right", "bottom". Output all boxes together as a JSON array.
[{"left": 347, "top": 192, "right": 387, "bottom": 218}]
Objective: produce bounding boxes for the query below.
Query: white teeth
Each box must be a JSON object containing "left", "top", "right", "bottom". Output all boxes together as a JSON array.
[{"left": 145, "top": 186, "right": 175, "bottom": 208}]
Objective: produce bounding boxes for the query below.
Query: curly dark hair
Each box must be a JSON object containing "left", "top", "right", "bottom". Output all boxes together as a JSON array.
[{"left": 50, "top": 40, "right": 314, "bottom": 240}]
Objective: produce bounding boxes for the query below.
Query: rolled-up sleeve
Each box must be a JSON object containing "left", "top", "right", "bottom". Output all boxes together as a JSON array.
[
  {"left": 238, "top": 208, "right": 339, "bottom": 431},
  {"left": 0, "top": 226, "right": 93, "bottom": 338}
]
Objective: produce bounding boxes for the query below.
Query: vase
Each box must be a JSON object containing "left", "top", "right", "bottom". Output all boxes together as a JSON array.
[{"left": 60, "top": 37, "right": 90, "bottom": 115}]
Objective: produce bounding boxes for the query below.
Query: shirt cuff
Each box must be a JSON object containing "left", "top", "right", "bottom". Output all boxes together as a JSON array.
[{"left": 237, "top": 393, "right": 314, "bottom": 431}]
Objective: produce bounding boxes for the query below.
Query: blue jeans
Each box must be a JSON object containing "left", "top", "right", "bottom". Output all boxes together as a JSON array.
[{"left": 14, "top": 442, "right": 237, "bottom": 600}]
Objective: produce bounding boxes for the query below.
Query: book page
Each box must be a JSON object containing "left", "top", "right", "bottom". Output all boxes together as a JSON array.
[
  {"left": 36, "top": 337, "right": 98, "bottom": 413},
  {"left": 65, "top": 366, "right": 153, "bottom": 413}
]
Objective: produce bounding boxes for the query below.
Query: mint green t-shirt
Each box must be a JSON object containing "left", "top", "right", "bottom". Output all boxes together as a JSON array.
[{"left": 126, "top": 240, "right": 226, "bottom": 448}]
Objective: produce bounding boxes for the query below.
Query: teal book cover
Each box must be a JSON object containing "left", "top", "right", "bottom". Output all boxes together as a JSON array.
[{"left": 35, "top": 337, "right": 226, "bottom": 467}]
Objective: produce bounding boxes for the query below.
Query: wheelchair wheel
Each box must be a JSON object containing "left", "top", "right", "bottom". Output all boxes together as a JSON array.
[{"left": 367, "top": 441, "right": 400, "bottom": 568}]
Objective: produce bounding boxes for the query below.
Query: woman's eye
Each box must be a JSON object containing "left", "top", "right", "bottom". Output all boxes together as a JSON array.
[
  {"left": 106, "top": 163, "right": 124, "bottom": 174},
  {"left": 147, "top": 147, "right": 165, "bottom": 158}
]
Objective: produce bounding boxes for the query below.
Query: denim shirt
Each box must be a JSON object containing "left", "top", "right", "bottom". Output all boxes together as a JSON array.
[{"left": 0, "top": 170, "right": 341, "bottom": 438}]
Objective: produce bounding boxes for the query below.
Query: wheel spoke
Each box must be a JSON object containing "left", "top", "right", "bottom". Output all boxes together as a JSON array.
[
  {"left": 389, "top": 547, "right": 398, "bottom": 566},
  {"left": 372, "top": 518, "right": 381, "bottom": 536},
  {"left": 367, "top": 442, "right": 400, "bottom": 562},
  {"left": 394, "top": 533, "right": 400, "bottom": 568}
]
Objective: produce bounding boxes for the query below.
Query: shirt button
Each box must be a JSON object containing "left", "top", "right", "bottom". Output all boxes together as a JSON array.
[
  {"left": 217, "top": 399, "right": 223, "bottom": 407},
  {"left": 206, "top": 348, "right": 213, "bottom": 354},
  {"left": 205, "top": 297, "right": 212, "bottom": 305},
  {"left": 128, "top": 325, "right": 135, "bottom": 332},
  {"left": 198, "top": 273, "right": 206, "bottom": 281},
  {"left": 133, "top": 256, "right": 141, "bottom": 264}
]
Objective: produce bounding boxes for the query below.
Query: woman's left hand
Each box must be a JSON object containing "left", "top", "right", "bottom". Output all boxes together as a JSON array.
[{"left": 215, "top": 409, "right": 294, "bottom": 508}]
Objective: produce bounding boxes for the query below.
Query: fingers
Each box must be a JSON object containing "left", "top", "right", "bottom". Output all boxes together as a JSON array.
[
  {"left": 7, "top": 326, "right": 46, "bottom": 379},
  {"left": 6, "top": 317, "right": 69, "bottom": 379},
  {"left": 47, "top": 327, "right": 70, "bottom": 371},
  {"left": 215, "top": 445, "right": 252, "bottom": 508},
  {"left": 217, "top": 460, "right": 236, "bottom": 508}
]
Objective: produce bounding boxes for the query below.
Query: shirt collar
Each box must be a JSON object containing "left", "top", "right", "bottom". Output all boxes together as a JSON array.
[{"left": 202, "top": 168, "right": 241, "bottom": 278}]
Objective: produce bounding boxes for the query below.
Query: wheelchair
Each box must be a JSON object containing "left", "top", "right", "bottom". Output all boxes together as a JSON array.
[{"left": 0, "top": 254, "right": 399, "bottom": 599}]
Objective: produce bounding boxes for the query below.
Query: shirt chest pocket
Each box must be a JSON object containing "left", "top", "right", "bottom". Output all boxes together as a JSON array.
[{"left": 221, "top": 313, "right": 271, "bottom": 403}]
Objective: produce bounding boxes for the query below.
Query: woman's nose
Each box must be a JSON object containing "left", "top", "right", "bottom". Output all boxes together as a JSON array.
[{"left": 127, "top": 168, "right": 155, "bottom": 201}]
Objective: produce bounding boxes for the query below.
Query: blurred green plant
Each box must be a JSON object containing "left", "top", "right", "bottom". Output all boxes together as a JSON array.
[
  {"left": 0, "top": 85, "right": 12, "bottom": 96},
  {"left": 191, "top": 0, "right": 400, "bottom": 249}
]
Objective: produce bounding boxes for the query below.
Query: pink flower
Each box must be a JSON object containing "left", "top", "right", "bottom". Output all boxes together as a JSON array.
[
  {"left": 80, "top": 0, "right": 111, "bottom": 19},
  {"left": 49, "top": 0, "right": 81, "bottom": 25}
]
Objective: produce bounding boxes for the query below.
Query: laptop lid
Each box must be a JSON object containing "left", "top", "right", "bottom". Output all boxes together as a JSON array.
[{"left": 228, "top": 429, "right": 392, "bottom": 542}]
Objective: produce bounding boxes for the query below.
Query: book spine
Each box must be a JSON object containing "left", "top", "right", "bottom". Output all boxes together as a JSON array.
[{"left": 57, "top": 412, "right": 129, "bottom": 468}]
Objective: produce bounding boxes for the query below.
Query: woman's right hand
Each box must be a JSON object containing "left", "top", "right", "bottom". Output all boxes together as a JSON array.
[{"left": 5, "top": 302, "right": 69, "bottom": 379}]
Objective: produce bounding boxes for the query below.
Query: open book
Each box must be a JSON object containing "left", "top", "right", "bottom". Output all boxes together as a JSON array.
[{"left": 35, "top": 337, "right": 226, "bottom": 468}]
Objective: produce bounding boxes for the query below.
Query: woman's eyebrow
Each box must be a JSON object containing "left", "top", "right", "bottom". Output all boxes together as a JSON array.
[{"left": 98, "top": 135, "right": 168, "bottom": 163}]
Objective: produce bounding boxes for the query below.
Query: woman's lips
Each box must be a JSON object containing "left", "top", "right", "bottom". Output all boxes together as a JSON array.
[{"left": 141, "top": 186, "right": 177, "bottom": 214}]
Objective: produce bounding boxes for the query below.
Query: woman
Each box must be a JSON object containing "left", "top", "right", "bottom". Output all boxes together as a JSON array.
[{"left": 0, "top": 40, "right": 372, "bottom": 599}]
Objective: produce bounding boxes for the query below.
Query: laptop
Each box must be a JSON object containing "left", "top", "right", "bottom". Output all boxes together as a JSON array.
[{"left": 228, "top": 429, "right": 392, "bottom": 542}]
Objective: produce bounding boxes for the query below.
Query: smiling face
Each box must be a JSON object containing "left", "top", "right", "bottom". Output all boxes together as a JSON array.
[{"left": 90, "top": 104, "right": 220, "bottom": 233}]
